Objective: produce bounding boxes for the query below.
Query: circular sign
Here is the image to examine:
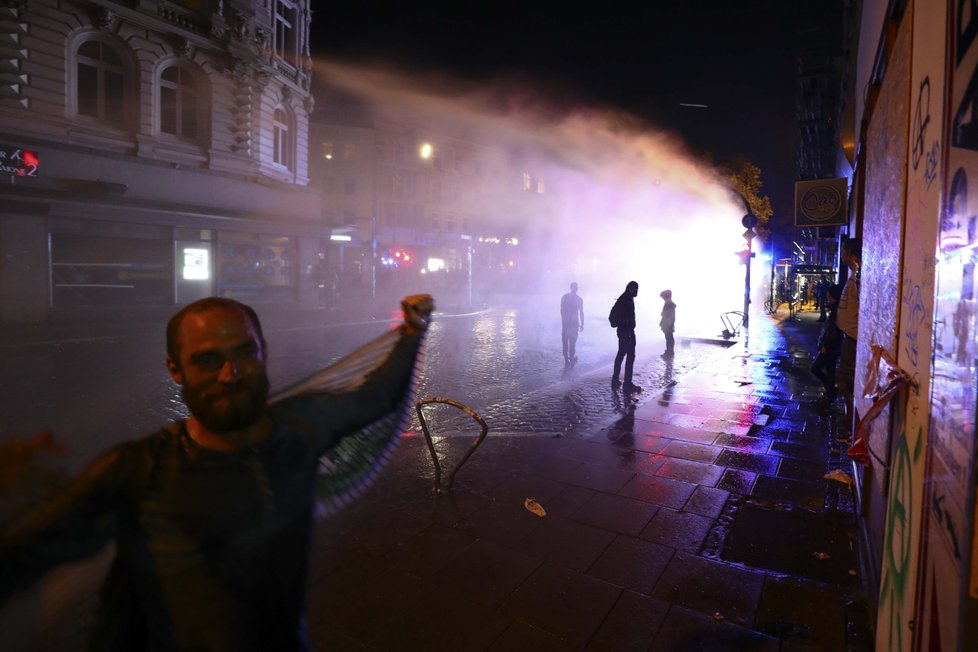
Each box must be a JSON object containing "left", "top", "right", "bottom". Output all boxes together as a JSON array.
[
  {"left": 801, "top": 185, "right": 843, "bottom": 222},
  {"left": 742, "top": 213, "right": 759, "bottom": 229}
]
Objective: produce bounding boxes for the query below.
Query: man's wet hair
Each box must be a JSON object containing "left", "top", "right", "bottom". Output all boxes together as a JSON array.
[{"left": 166, "top": 297, "right": 266, "bottom": 364}]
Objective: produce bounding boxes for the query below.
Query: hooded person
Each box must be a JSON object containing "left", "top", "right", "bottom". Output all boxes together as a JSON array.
[{"left": 659, "top": 289, "right": 676, "bottom": 357}]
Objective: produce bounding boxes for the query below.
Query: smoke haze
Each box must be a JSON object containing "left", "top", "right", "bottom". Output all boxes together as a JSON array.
[{"left": 315, "top": 60, "right": 765, "bottom": 336}]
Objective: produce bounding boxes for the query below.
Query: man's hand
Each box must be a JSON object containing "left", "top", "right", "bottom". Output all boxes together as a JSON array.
[{"left": 402, "top": 294, "right": 435, "bottom": 335}]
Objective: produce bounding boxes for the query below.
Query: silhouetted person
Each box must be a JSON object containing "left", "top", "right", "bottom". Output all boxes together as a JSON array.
[
  {"left": 611, "top": 281, "right": 641, "bottom": 392},
  {"left": 811, "top": 283, "right": 843, "bottom": 401},
  {"left": 837, "top": 238, "right": 861, "bottom": 419},
  {"left": 560, "top": 282, "right": 584, "bottom": 364},
  {"left": 659, "top": 289, "right": 676, "bottom": 358},
  {"left": 0, "top": 294, "right": 434, "bottom": 651},
  {"left": 816, "top": 275, "right": 829, "bottom": 321}
]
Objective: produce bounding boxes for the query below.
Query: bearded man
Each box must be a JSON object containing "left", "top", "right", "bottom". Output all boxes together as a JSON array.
[{"left": 0, "top": 294, "right": 433, "bottom": 651}]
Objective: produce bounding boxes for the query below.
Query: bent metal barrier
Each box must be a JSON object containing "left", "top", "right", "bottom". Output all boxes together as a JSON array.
[{"left": 414, "top": 397, "right": 489, "bottom": 494}]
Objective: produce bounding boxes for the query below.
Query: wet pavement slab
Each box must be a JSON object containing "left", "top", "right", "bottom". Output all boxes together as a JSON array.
[
  {"left": 299, "top": 310, "right": 872, "bottom": 651},
  {"left": 0, "top": 308, "right": 873, "bottom": 651}
]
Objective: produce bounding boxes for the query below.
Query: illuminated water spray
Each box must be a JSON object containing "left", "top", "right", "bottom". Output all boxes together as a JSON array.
[{"left": 314, "top": 60, "right": 767, "bottom": 336}]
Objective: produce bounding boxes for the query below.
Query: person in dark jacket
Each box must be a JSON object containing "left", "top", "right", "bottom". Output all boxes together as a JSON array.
[
  {"left": 0, "top": 294, "right": 433, "bottom": 651},
  {"left": 611, "top": 281, "right": 641, "bottom": 392},
  {"left": 811, "top": 284, "right": 843, "bottom": 401}
]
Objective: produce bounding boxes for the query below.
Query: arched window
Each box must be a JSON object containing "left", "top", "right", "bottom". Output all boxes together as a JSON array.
[
  {"left": 74, "top": 38, "right": 130, "bottom": 124},
  {"left": 158, "top": 64, "right": 203, "bottom": 141},
  {"left": 272, "top": 107, "right": 293, "bottom": 170}
]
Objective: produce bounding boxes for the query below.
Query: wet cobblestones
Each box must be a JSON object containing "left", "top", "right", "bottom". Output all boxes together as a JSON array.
[{"left": 413, "top": 340, "right": 726, "bottom": 436}]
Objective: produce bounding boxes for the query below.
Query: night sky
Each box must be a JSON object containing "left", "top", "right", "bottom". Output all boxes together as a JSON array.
[{"left": 309, "top": 0, "right": 844, "bottom": 220}]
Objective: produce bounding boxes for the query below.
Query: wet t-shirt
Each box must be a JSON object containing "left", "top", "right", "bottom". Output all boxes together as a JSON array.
[{"left": 1, "top": 331, "right": 422, "bottom": 651}]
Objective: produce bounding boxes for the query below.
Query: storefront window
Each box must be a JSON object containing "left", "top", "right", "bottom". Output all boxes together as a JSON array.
[
  {"left": 217, "top": 232, "right": 295, "bottom": 302},
  {"left": 51, "top": 233, "right": 172, "bottom": 308}
]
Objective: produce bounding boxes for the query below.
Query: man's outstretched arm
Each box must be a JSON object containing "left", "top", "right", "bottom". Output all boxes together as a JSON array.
[
  {"left": 0, "top": 441, "right": 137, "bottom": 605},
  {"left": 276, "top": 295, "right": 435, "bottom": 453}
]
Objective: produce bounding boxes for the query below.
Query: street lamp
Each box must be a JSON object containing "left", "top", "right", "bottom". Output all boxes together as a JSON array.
[
  {"left": 742, "top": 212, "right": 758, "bottom": 328},
  {"left": 731, "top": 190, "right": 758, "bottom": 329}
]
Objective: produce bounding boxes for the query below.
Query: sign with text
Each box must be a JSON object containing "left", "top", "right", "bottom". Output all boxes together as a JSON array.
[
  {"left": 0, "top": 146, "right": 39, "bottom": 177},
  {"left": 794, "top": 177, "right": 848, "bottom": 227}
]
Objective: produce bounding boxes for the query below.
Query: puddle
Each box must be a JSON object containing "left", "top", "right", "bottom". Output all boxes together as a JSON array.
[{"left": 720, "top": 505, "right": 858, "bottom": 586}]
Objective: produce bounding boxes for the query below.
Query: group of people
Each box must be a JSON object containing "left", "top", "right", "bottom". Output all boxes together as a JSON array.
[
  {"left": 560, "top": 281, "right": 676, "bottom": 394},
  {"left": 809, "top": 238, "right": 861, "bottom": 415}
]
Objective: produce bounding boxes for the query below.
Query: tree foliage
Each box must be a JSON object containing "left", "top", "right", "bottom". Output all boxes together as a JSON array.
[{"left": 727, "top": 159, "right": 773, "bottom": 238}]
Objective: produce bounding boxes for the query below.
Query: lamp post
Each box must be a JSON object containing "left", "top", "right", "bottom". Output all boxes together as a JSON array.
[
  {"left": 742, "top": 213, "right": 757, "bottom": 328},
  {"left": 732, "top": 190, "right": 758, "bottom": 329}
]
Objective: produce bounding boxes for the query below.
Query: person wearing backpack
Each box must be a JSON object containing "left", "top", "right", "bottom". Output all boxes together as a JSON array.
[{"left": 610, "top": 281, "right": 641, "bottom": 392}]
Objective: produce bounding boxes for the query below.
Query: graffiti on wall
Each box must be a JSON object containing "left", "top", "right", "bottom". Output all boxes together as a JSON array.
[
  {"left": 877, "top": 2, "right": 946, "bottom": 651},
  {"left": 914, "top": 0, "right": 975, "bottom": 649}
]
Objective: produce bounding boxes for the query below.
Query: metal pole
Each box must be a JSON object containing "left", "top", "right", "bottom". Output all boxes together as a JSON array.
[
  {"left": 371, "top": 216, "right": 377, "bottom": 300},
  {"left": 467, "top": 242, "right": 473, "bottom": 307},
  {"left": 744, "top": 236, "right": 751, "bottom": 328}
]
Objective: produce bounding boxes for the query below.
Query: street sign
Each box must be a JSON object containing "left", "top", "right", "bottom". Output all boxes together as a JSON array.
[
  {"left": 0, "top": 145, "right": 39, "bottom": 177},
  {"left": 743, "top": 229, "right": 756, "bottom": 241}
]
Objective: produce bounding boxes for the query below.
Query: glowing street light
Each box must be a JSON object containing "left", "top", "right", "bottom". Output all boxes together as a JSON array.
[{"left": 419, "top": 143, "right": 433, "bottom": 160}]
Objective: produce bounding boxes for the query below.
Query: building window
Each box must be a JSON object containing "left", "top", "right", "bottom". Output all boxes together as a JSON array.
[
  {"left": 322, "top": 142, "right": 334, "bottom": 160},
  {"left": 537, "top": 179, "right": 545, "bottom": 194},
  {"left": 522, "top": 172, "right": 532, "bottom": 191},
  {"left": 344, "top": 178, "right": 356, "bottom": 195},
  {"left": 321, "top": 176, "right": 334, "bottom": 194},
  {"left": 74, "top": 38, "right": 129, "bottom": 124},
  {"left": 158, "top": 64, "right": 201, "bottom": 140},
  {"left": 272, "top": 106, "right": 293, "bottom": 170},
  {"left": 343, "top": 143, "right": 357, "bottom": 161},
  {"left": 274, "top": 0, "right": 299, "bottom": 67}
]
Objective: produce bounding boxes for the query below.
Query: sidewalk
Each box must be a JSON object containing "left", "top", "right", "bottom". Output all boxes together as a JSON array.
[{"left": 305, "top": 308, "right": 872, "bottom": 651}]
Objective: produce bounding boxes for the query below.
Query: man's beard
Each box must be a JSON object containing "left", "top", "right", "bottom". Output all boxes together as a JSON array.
[{"left": 182, "top": 372, "right": 271, "bottom": 432}]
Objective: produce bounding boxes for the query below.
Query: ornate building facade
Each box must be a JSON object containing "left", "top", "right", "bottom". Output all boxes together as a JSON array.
[{"left": 0, "top": 0, "right": 323, "bottom": 322}]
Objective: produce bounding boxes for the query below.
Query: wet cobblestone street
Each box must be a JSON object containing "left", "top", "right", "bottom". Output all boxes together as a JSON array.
[{"left": 0, "top": 303, "right": 871, "bottom": 651}]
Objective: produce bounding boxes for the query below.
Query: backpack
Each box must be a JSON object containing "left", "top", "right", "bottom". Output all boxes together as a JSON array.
[{"left": 608, "top": 299, "right": 622, "bottom": 328}]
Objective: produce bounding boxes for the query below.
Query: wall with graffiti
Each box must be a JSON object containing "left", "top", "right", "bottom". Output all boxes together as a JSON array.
[
  {"left": 861, "top": 8, "right": 912, "bottom": 598},
  {"left": 910, "top": 1, "right": 978, "bottom": 648},
  {"left": 874, "top": 2, "right": 947, "bottom": 651}
]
